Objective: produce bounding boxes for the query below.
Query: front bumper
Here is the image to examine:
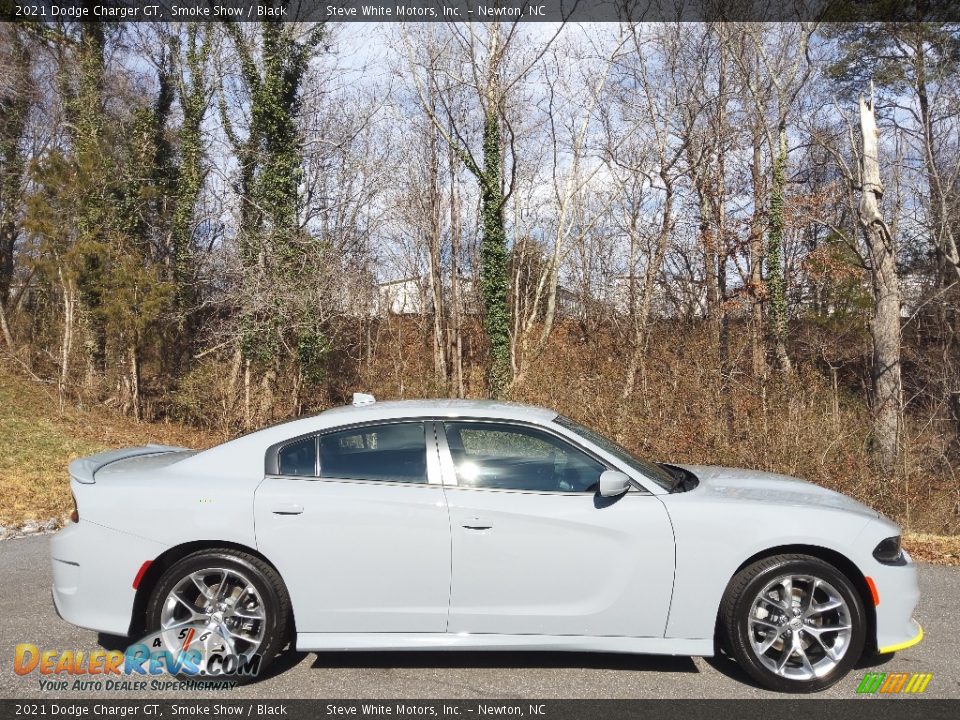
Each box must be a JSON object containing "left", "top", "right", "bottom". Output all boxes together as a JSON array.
[
  {"left": 870, "top": 549, "right": 923, "bottom": 654},
  {"left": 878, "top": 620, "right": 923, "bottom": 654},
  {"left": 50, "top": 520, "right": 166, "bottom": 637}
]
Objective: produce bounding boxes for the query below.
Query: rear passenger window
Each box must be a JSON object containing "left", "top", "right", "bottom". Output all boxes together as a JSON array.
[
  {"left": 278, "top": 437, "right": 317, "bottom": 476},
  {"left": 319, "top": 423, "right": 426, "bottom": 483}
]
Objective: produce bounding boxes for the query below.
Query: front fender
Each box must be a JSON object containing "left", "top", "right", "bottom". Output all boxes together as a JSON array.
[{"left": 660, "top": 493, "right": 875, "bottom": 642}]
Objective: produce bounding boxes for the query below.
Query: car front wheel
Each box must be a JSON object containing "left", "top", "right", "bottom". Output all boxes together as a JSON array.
[{"left": 720, "top": 554, "right": 866, "bottom": 693}]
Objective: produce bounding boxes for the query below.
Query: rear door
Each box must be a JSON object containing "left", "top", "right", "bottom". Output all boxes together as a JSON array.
[{"left": 254, "top": 420, "right": 451, "bottom": 633}]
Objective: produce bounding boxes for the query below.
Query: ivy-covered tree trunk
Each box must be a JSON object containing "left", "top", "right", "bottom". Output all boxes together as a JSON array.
[
  {"left": 69, "top": 22, "right": 110, "bottom": 384},
  {"left": 0, "top": 27, "right": 31, "bottom": 314},
  {"left": 170, "top": 26, "right": 212, "bottom": 320},
  {"left": 224, "top": 21, "right": 326, "bottom": 425},
  {"left": 479, "top": 110, "right": 510, "bottom": 398},
  {"left": 767, "top": 125, "right": 792, "bottom": 374}
]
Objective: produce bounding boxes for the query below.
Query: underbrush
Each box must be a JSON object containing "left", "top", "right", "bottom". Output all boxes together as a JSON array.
[
  {"left": 353, "top": 318, "right": 960, "bottom": 535},
  {"left": 3, "top": 316, "right": 958, "bottom": 538},
  {"left": 0, "top": 368, "right": 222, "bottom": 526}
]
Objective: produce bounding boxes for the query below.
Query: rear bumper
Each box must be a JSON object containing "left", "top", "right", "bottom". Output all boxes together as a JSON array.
[{"left": 50, "top": 520, "right": 166, "bottom": 637}]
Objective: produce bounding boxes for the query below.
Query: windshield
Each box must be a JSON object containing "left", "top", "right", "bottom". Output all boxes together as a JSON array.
[{"left": 554, "top": 416, "right": 676, "bottom": 491}]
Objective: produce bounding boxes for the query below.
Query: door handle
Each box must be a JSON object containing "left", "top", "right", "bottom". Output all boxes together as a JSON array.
[
  {"left": 462, "top": 518, "right": 492, "bottom": 531},
  {"left": 271, "top": 503, "right": 304, "bottom": 515}
]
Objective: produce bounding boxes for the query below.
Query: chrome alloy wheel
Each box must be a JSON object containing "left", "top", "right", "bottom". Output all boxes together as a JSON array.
[
  {"left": 747, "top": 574, "right": 853, "bottom": 681},
  {"left": 159, "top": 567, "right": 266, "bottom": 657}
]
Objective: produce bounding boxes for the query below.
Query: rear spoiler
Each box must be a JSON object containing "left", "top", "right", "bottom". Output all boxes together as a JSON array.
[{"left": 69, "top": 445, "right": 187, "bottom": 484}]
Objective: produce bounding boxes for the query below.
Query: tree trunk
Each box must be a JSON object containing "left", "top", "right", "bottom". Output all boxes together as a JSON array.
[
  {"left": 259, "top": 368, "right": 276, "bottom": 425},
  {"left": 767, "top": 125, "right": 793, "bottom": 374},
  {"left": 449, "top": 147, "right": 465, "bottom": 397},
  {"left": 749, "top": 129, "right": 767, "bottom": 379},
  {"left": 0, "top": 221, "right": 15, "bottom": 309},
  {"left": 858, "top": 94, "right": 902, "bottom": 473},
  {"left": 426, "top": 121, "right": 448, "bottom": 387},
  {"left": 225, "top": 346, "right": 243, "bottom": 425},
  {"left": 700, "top": 190, "right": 719, "bottom": 340},
  {"left": 914, "top": 46, "right": 960, "bottom": 287},
  {"left": 950, "top": 391, "right": 960, "bottom": 454},
  {"left": 129, "top": 342, "right": 141, "bottom": 422},
  {"left": 622, "top": 178, "right": 673, "bottom": 403},
  {"left": 619, "top": 216, "right": 641, "bottom": 406},
  {"left": 0, "top": 297, "right": 12, "bottom": 348},
  {"left": 243, "top": 358, "right": 252, "bottom": 431},
  {"left": 58, "top": 267, "right": 75, "bottom": 412},
  {"left": 714, "top": 48, "right": 734, "bottom": 437},
  {"left": 479, "top": 107, "right": 510, "bottom": 398},
  {"left": 0, "top": 26, "right": 30, "bottom": 311}
]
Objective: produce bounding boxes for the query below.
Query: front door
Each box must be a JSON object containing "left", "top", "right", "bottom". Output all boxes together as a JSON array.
[
  {"left": 440, "top": 421, "right": 675, "bottom": 637},
  {"left": 254, "top": 421, "right": 450, "bottom": 633}
]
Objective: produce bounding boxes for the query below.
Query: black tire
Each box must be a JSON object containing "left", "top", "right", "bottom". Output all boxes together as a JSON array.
[
  {"left": 145, "top": 549, "right": 291, "bottom": 682},
  {"left": 720, "top": 554, "right": 866, "bottom": 693}
]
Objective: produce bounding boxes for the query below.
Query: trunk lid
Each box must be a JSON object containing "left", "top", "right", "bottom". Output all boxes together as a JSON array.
[{"left": 69, "top": 445, "right": 191, "bottom": 484}]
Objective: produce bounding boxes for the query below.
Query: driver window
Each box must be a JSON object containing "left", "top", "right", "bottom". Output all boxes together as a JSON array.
[{"left": 443, "top": 422, "right": 605, "bottom": 493}]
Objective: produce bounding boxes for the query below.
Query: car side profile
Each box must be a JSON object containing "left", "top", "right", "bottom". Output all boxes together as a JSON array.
[{"left": 51, "top": 396, "right": 922, "bottom": 692}]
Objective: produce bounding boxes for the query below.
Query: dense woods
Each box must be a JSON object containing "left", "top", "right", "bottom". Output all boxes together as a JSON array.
[{"left": 1, "top": 20, "right": 959, "bottom": 531}]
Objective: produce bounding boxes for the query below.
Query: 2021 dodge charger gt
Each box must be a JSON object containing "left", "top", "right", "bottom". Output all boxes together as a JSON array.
[{"left": 50, "top": 396, "right": 922, "bottom": 692}]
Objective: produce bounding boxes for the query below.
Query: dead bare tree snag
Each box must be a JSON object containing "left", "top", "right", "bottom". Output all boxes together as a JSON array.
[{"left": 858, "top": 91, "right": 903, "bottom": 474}]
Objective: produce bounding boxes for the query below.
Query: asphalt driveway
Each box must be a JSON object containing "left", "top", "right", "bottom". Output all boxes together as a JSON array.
[{"left": 1, "top": 534, "right": 956, "bottom": 699}]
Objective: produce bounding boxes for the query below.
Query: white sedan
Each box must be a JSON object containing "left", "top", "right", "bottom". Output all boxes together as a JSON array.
[{"left": 51, "top": 396, "right": 921, "bottom": 692}]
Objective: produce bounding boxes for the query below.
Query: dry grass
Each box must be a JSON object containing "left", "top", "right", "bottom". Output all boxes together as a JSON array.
[
  {"left": 354, "top": 318, "right": 960, "bottom": 535},
  {"left": 0, "top": 366, "right": 223, "bottom": 526},
  {"left": 3, "top": 315, "right": 959, "bottom": 553},
  {"left": 903, "top": 533, "right": 960, "bottom": 566}
]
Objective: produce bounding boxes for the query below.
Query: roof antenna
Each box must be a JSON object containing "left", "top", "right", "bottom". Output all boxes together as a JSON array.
[{"left": 352, "top": 393, "right": 376, "bottom": 407}]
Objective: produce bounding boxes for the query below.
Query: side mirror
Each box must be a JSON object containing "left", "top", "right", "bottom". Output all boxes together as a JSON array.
[{"left": 598, "top": 470, "right": 632, "bottom": 497}]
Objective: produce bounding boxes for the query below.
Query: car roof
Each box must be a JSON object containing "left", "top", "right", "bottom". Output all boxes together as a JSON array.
[
  {"left": 318, "top": 398, "right": 558, "bottom": 424},
  {"left": 172, "top": 399, "right": 560, "bottom": 478}
]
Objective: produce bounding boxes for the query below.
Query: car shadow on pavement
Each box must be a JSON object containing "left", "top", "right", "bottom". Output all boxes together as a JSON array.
[
  {"left": 256, "top": 648, "right": 313, "bottom": 681},
  {"left": 97, "top": 633, "right": 131, "bottom": 651},
  {"left": 703, "top": 647, "right": 898, "bottom": 691},
  {"left": 95, "top": 633, "right": 314, "bottom": 684},
  {"left": 309, "top": 651, "right": 699, "bottom": 674}
]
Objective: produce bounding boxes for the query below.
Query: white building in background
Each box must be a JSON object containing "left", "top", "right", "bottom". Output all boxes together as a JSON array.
[
  {"left": 606, "top": 275, "right": 704, "bottom": 319},
  {"left": 376, "top": 277, "right": 428, "bottom": 315},
  {"left": 898, "top": 272, "right": 929, "bottom": 319},
  {"left": 375, "top": 275, "right": 481, "bottom": 316}
]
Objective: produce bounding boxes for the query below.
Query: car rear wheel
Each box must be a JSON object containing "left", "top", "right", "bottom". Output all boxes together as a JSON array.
[
  {"left": 145, "top": 549, "right": 290, "bottom": 682},
  {"left": 720, "top": 554, "right": 866, "bottom": 693}
]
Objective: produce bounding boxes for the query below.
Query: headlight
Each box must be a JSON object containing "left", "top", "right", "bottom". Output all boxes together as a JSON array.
[
  {"left": 69, "top": 492, "right": 79, "bottom": 523},
  {"left": 873, "top": 536, "right": 903, "bottom": 564}
]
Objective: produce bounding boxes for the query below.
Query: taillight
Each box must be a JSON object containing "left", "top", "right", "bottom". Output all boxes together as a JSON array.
[{"left": 70, "top": 492, "right": 79, "bottom": 523}]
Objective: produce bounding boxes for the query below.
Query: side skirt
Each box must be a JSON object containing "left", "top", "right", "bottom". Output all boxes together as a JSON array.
[{"left": 296, "top": 633, "right": 714, "bottom": 657}]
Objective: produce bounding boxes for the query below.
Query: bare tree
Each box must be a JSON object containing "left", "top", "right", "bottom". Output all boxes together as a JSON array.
[
  {"left": 402, "top": 22, "right": 563, "bottom": 397},
  {"left": 509, "top": 30, "right": 629, "bottom": 388},
  {"left": 724, "top": 22, "right": 815, "bottom": 375},
  {"left": 604, "top": 24, "right": 695, "bottom": 405},
  {"left": 858, "top": 92, "right": 903, "bottom": 473}
]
